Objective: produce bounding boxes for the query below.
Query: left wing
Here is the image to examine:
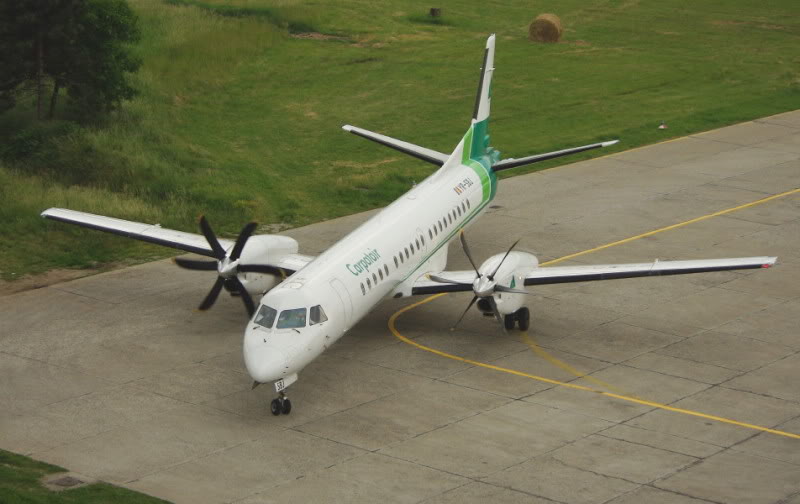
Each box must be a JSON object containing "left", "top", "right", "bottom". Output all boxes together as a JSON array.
[
  {"left": 411, "top": 256, "right": 776, "bottom": 295},
  {"left": 40, "top": 207, "right": 315, "bottom": 274}
]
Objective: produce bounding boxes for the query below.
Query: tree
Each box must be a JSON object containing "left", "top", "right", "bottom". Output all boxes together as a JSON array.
[{"left": 0, "top": 0, "right": 141, "bottom": 120}]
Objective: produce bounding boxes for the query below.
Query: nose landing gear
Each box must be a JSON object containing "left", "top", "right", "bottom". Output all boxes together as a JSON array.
[{"left": 270, "top": 392, "right": 292, "bottom": 416}]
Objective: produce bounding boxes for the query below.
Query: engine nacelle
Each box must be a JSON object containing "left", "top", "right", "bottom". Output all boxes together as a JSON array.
[
  {"left": 478, "top": 250, "right": 538, "bottom": 315},
  {"left": 236, "top": 234, "right": 299, "bottom": 295}
]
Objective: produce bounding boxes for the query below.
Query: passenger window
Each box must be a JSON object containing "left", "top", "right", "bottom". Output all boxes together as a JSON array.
[
  {"left": 361, "top": 283, "right": 365, "bottom": 295},
  {"left": 415, "top": 238, "right": 419, "bottom": 249},
  {"left": 405, "top": 247, "right": 409, "bottom": 259},
  {"left": 457, "top": 207, "right": 461, "bottom": 217},
  {"left": 428, "top": 229, "right": 432, "bottom": 240},
  {"left": 467, "top": 199, "right": 471, "bottom": 209},
  {"left": 276, "top": 308, "right": 306, "bottom": 329},
  {"left": 378, "top": 269, "right": 383, "bottom": 280},
  {"left": 372, "top": 273, "right": 377, "bottom": 284},
  {"left": 367, "top": 277, "right": 371, "bottom": 288},
  {"left": 421, "top": 235, "right": 425, "bottom": 246},
  {"left": 384, "top": 264, "right": 389, "bottom": 276},
  {"left": 394, "top": 256, "right": 398, "bottom": 267},
  {"left": 254, "top": 305, "right": 277, "bottom": 329},
  {"left": 310, "top": 305, "right": 328, "bottom": 325}
]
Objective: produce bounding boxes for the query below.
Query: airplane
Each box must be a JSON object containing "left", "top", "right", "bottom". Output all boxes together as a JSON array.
[{"left": 41, "top": 34, "right": 776, "bottom": 416}]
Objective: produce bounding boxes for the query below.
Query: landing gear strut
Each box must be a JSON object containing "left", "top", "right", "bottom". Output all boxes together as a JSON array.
[{"left": 270, "top": 392, "right": 292, "bottom": 416}]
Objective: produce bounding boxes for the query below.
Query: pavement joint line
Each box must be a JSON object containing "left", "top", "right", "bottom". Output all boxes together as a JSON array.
[{"left": 388, "top": 188, "right": 800, "bottom": 440}]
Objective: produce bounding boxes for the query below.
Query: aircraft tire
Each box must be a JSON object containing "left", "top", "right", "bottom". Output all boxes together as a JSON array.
[
  {"left": 270, "top": 399, "right": 282, "bottom": 416},
  {"left": 517, "top": 307, "right": 531, "bottom": 331},
  {"left": 282, "top": 399, "right": 292, "bottom": 415},
  {"left": 504, "top": 314, "right": 515, "bottom": 330}
]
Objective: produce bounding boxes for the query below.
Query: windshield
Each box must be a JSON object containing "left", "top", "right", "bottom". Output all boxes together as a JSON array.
[
  {"left": 254, "top": 305, "right": 277, "bottom": 329},
  {"left": 276, "top": 308, "right": 307, "bottom": 329}
]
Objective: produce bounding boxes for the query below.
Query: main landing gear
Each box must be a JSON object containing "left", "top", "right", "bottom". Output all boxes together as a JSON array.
[
  {"left": 503, "top": 307, "right": 530, "bottom": 331},
  {"left": 270, "top": 392, "right": 292, "bottom": 416}
]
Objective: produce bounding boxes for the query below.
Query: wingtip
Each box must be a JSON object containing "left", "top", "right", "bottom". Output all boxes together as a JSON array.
[
  {"left": 601, "top": 139, "right": 620, "bottom": 147},
  {"left": 342, "top": 124, "right": 353, "bottom": 132}
]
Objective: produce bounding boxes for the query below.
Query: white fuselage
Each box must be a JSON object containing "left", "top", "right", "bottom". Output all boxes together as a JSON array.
[{"left": 243, "top": 153, "right": 496, "bottom": 385}]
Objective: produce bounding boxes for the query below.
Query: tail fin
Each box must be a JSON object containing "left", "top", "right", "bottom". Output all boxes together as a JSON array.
[
  {"left": 473, "top": 34, "right": 495, "bottom": 124},
  {"left": 462, "top": 34, "right": 497, "bottom": 167}
]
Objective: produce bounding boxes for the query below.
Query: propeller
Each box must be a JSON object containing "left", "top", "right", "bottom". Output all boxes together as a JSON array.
[
  {"left": 432, "top": 231, "right": 528, "bottom": 332},
  {"left": 173, "top": 216, "right": 285, "bottom": 317}
]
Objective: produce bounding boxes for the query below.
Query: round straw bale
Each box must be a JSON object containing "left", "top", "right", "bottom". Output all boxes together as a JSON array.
[{"left": 529, "top": 13, "right": 563, "bottom": 43}]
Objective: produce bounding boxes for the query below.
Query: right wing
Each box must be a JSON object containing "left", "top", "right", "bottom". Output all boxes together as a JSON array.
[
  {"left": 342, "top": 125, "right": 449, "bottom": 166},
  {"left": 523, "top": 257, "right": 776, "bottom": 285},
  {"left": 410, "top": 256, "right": 776, "bottom": 295},
  {"left": 40, "top": 208, "right": 314, "bottom": 273}
]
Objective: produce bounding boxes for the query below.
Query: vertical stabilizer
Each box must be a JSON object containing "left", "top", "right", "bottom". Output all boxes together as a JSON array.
[{"left": 473, "top": 34, "right": 495, "bottom": 123}]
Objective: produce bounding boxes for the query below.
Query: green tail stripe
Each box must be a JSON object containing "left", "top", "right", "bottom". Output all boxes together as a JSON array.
[{"left": 460, "top": 120, "right": 497, "bottom": 203}]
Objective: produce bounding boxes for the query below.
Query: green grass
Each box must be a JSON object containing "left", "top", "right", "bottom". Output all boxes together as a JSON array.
[
  {"left": 0, "top": 448, "right": 168, "bottom": 503},
  {"left": 1, "top": 0, "right": 799, "bottom": 280}
]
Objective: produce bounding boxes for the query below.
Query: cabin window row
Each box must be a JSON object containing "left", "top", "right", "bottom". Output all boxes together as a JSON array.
[
  {"left": 358, "top": 198, "right": 471, "bottom": 297},
  {"left": 427, "top": 199, "right": 471, "bottom": 242},
  {"left": 360, "top": 263, "right": 390, "bottom": 295}
]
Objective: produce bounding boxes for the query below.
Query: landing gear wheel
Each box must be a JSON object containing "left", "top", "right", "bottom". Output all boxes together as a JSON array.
[
  {"left": 281, "top": 398, "right": 292, "bottom": 415},
  {"left": 504, "top": 314, "right": 515, "bottom": 331},
  {"left": 270, "top": 398, "right": 281, "bottom": 416},
  {"left": 517, "top": 307, "right": 530, "bottom": 331}
]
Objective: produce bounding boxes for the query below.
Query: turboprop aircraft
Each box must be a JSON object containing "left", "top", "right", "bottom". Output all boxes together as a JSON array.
[{"left": 41, "top": 35, "right": 776, "bottom": 416}]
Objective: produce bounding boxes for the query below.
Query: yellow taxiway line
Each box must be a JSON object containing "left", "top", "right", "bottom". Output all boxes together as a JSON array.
[{"left": 388, "top": 188, "right": 800, "bottom": 440}]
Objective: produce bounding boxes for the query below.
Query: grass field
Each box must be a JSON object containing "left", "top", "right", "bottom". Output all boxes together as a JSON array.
[
  {"left": 0, "top": 448, "right": 167, "bottom": 503},
  {"left": 1, "top": 0, "right": 799, "bottom": 280}
]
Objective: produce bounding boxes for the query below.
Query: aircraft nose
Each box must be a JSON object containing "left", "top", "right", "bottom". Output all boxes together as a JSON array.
[{"left": 244, "top": 343, "right": 289, "bottom": 384}]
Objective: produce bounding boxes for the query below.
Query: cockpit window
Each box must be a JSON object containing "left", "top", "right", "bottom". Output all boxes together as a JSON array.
[
  {"left": 276, "top": 308, "right": 307, "bottom": 329},
  {"left": 254, "top": 305, "right": 277, "bottom": 329},
  {"left": 310, "top": 305, "right": 328, "bottom": 325}
]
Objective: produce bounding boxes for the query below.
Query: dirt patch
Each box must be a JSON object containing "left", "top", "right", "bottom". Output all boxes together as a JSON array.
[
  {"left": 0, "top": 269, "right": 98, "bottom": 297},
  {"left": 331, "top": 158, "right": 397, "bottom": 169},
  {"left": 41, "top": 472, "right": 96, "bottom": 492},
  {"left": 291, "top": 32, "right": 347, "bottom": 41}
]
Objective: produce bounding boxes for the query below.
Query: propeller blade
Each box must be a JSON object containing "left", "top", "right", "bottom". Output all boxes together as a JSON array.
[
  {"left": 238, "top": 264, "right": 287, "bottom": 277},
  {"left": 229, "top": 222, "right": 258, "bottom": 261},
  {"left": 459, "top": 231, "right": 481, "bottom": 277},
  {"left": 452, "top": 295, "right": 478, "bottom": 330},
  {"left": 198, "top": 277, "right": 225, "bottom": 311},
  {"left": 199, "top": 215, "right": 227, "bottom": 259},
  {"left": 489, "top": 239, "right": 521, "bottom": 280},
  {"left": 488, "top": 296, "right": 508, "bottom": 335},
  {"left": 230, "top": 276, "right": 256, "bottom": 317},
  {"left": 173, "top": 257, "right": 218, "bottom": 271},
  {"left": 495, "top": 284, "right": 530, "bottom": 295},
  {"left": 429, "top": 274, "right": 472, "bottom": 286}
]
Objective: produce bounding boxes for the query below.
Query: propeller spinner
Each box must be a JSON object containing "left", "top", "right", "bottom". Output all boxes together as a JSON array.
[{"left": 173, "top": 216, "right": 284, "bottom": 317}]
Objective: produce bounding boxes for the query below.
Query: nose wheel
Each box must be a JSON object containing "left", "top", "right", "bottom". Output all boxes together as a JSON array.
[{"left": 270, "top": 393, "right": 292, "bottom": 416}]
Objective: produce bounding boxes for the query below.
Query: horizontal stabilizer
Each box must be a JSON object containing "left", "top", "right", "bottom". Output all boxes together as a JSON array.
[
  {"left": 342, "top": 125, "right": 449, "bottom": 166},
  {"left": 492, "top": 140, "right": 618, "bottom": 172}
]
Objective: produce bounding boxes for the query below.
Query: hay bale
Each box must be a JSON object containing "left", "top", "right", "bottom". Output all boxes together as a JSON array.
[{"left": 529, "top": 13, "right": 563, "bottom": 43}]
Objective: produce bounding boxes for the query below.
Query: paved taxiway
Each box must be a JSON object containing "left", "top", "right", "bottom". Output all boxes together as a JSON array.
[{"left": 2, "top": 111, "right": 800, "bottom": 504}]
